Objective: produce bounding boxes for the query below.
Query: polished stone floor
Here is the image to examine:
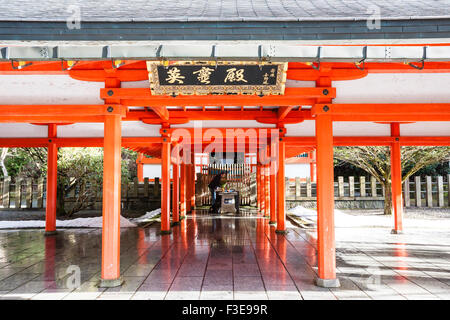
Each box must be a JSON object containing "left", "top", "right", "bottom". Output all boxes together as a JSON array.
[{"left": 0, "top": 210, "right": 449, "bottom": 300}]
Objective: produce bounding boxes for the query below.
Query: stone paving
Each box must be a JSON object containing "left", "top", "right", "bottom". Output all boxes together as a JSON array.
[{"left": 0, "top": 210, "right": 449, "bottom": 300}]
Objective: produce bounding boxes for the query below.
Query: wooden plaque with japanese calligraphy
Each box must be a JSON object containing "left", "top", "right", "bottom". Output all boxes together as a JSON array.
[{"left": 147, "top": 61, "right": 287, "bottom": 95}]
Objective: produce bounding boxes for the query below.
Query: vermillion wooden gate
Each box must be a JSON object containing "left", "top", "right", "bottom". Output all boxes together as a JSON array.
[{"left": 195, "top": 164, "right": 256, "bottom": 207}]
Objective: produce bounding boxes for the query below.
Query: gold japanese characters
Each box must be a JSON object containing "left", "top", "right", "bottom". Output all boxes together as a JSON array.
[{"left": 147, "top": 61, "right": 287, "bottom": 95}]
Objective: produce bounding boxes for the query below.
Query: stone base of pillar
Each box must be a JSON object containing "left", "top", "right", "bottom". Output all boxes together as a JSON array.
[
  {"left": 275, "top": 229, "right": 288, "bottom": 235},
  {"left": 269, "top": 221, "right": 277, "bottom": 225},
  {"left": 391, "top": 229, "right": 403, "bottom": 234},
  {"left": 99, "top": 277, "right": 123, "bottom": 288},
  {"left": 44, "top": 231, "right": 57, "bottom": 236},
  {"left": 160, "top": 230, "right": 172, "bottom": 235},
  {"left": 315, "top": 277, "right": 340, "bottom": 288}
]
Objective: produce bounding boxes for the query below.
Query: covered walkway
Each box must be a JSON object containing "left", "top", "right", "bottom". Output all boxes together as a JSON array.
[{"left": 0, "top": 211, "right": 449, "bottom": 300}]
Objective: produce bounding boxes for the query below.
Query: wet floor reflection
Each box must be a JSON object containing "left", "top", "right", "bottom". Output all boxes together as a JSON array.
[{"left": 0, "top": 210, "right": 449, "bottom": 299}]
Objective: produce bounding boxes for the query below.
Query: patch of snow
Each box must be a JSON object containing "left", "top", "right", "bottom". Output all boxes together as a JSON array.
[
  {"left": 288, "top": 205, "right": 450, "bottom": 229},
  {"left": 0, "top": 215, "right": 136, "bottom": 229},
  {"left": 130, "top": 208, "right": 161, "bottom": 224}
]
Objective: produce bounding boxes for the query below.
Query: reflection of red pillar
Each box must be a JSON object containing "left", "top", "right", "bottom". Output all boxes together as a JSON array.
[
  {"left": 256, "top": 164, "right": 261, "bottom": 213},
  {"left": 315, "top": 113, "right": 339, "bottom": 287},
  {"left": 276, "top": 138, "right": 286, "bottom": 233},
  {"left": 269, "top": 155, "right": 277, "bottom": 225},
  {"left": 161, "top": 135, "right": 171, "bottom": 234},
  {"left": 190, "top": 154, "right": 196, "bottom": 210},
  {"left": 100, "top": 113, "right": 123, "bottom": 287},
  {"left": 44, "top": 236, "right": 56, "bottom": 287},
  {"left": 180, "top": 163, "right": 186, "bottom": 219},
  {"left": 264, "top": 164, "right": 270, "bottom": 217},
  {"left": 45, "top": 124, "right": 58, "bottom": 235},
  {"left": 391, "top": 123, "right": 403, "bottom": 234},
  {"left": 172, "top": 149, "right": 180, "bottom": 225},
  {"left": 137, "top": 229, "right": 147, "bottom": 265}
]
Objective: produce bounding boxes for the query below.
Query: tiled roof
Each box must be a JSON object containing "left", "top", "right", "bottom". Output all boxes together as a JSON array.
[{"left": 2, "top": 0, "right": 450, "bottom": 22}]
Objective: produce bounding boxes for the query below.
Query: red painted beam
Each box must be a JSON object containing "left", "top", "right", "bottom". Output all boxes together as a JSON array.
[
  {"left": 312, "top": 103, "right": 450, "bottom": 121},
  {"left": 100, "top": 87, "right": 334, "bottom": 107},
  {"left": 0, "top": 105, "right": 126, "bottom": 123}
]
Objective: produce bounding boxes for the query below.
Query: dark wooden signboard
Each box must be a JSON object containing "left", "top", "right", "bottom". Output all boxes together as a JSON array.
[{"left": 147, "top": 62, "right": 287, "bottom": 95}]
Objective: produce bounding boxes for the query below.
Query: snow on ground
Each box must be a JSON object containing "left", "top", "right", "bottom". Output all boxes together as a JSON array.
[
  {"left": 0, "top": 208, "right": 163, "bottom": 229},
  {"left": 0, "top": 215, "right": 136, "bottom": 229},
  {"left": 129, "top": 208, "right": 161, "bottom": 224},
  {"left": 288, "top": 205, "right": 450, "bottom": 230}
]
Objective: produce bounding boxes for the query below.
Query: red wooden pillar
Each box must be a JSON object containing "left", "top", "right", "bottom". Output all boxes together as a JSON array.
[
  {"left": 256, "top": 164, "right": 261, "bottom": 213},
  {"left": 315, "top": 113, "right": 340, "bottom": 287},
  {"left": 137, "top": 153, "right": 144, "bottom": 182},
  {"left": 172, "top": 146, "right": 180, "bottom": 225},
  {"left": 264, "top": 164, "right": 270, "bottom": 218},
  {"left": 45, "top": 124, "right": 58, "bottom": 235},
  {"left": 161, "top": 134, "right": 171, "bottom": 234},
  {"left": 276, "top": 137, "right": 286, "bottom": 234},
  {"left": 391, "top": 123, "right": 403, "bottom": 234},
  {"left": 185, "top": 162, "right": 191, "bottom": 213},
  {"left": 269, "top": 146, "right": 277, "bottom": 225},
  {"left": 310, "top": 150, "right": 317, "bottom": 183},
  {"left": 180, "top": 162, "right": 186, "bottom": 219},
  {"left": 100, "top": 113, "right": 123, "bottom": 287}
]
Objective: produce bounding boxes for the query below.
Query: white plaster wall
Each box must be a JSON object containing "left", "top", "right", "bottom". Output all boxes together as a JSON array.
[
  {"left": 122, "top": 122, "right": 161, "bottom": 137},
  {"left": 0, "top": 75, "right": 103, "bottom": 104},
  {"left": 0, "top": 123, "right": 48, "bottom": 137},
  {"left": 171, "top": 120, "right": 275, "bottom": 128},
  {"left": 285, "top": 164, "right": 310, "bottom": 179},
  {"left": 333, "top": 73, "right": 450, "bottom": 104},
  {"left": 143, "top": 164, "right": 172, "bottom": 179},
  {"left": 333, "top": 122, "right": 390, "bottom": 136},
  {"left": 400, "top": 122, "right": 450, "bottom": 136},
  {"left": 285, "top": 120, "right": 315, "bottom": 136},
  {"left": 57, "top": 123, "right": 104, "bottom": 137}
]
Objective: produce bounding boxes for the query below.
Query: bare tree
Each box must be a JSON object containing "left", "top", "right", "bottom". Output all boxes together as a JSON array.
[
  {"left": 0, "top": 148, "right": 8, "bottom": 177},
  {"left": 334, "top": 146, "right": 450, "bottom": 215}
]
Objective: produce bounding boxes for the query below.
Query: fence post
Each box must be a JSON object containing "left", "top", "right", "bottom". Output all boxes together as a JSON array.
[
  {"left": 2, "top": 177, "right": 10, "bottom": 208},
  {"left": 295, "top": 177, "right": 301, "bottom": 199},
  {"left": 404, "top": 177, "right": 410, "bottom": 207},
  {"left": 360, "top": 176, "right": 366, "bottom": 197},
  {"left": 448, "top": 174, "right": 450, "bottom": 207},
  {"left": 349, "top": 176, "right": 355, "bottom": 197},
  {"left": 143, "top": 177, "right": 149, "bottom": 198},
  {"left": 25, "top": 178, "right": 32, "bottom": 208},
  {"left": 426, "top": 176, "right": 433, "bottom": 207},
  {"left": 371, "top": 176, "right": 377, "bottom": 197},
  {"left": 285, "top": 177, "right": 289, "bottom": 201},
  {"left": 36, "top": 177, "right": 44, "bottom": 208},
  {"left": 302, "top": 177, "right": 310, "bottom": 198},
  {"left": 437, "top": 176, "right": 444, "bottom": 207},
  {"left": 154, "top": 177, "right": 160, "bottom": 197},
  {"left": 338, "top": 176, "right": 344, "bottom": 197},
  {"left": 133, "top": 177, "right": 139, "bottom": 198},
  {"left": 415, "top": 176, "right": 421, "bottom": 207},
  {"left": 14, "top": 177, "right": 21, "bottom": 209}
]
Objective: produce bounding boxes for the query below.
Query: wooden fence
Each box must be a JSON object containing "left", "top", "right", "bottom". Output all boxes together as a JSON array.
[
  {"left": 1, "top": 174, "right": 449, "bottom": 210},
  {"left": 285, "top": 174, "right": 450, "bottom": 207},
  {"left": 0, "top": 177, "right": 162, "bottom": 210}
]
